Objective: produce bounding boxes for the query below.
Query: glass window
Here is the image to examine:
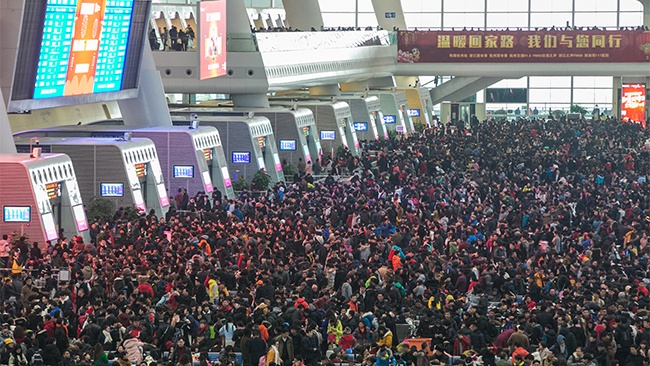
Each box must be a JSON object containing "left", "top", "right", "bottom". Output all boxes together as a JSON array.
[
  {"left": 573, "top": 88, "right": 613, "bottom": 104},
  {"left": 402, "top": 0, "right": 442, "bottom": 12},
  {"left": 357, "top": 0, "right": 375, "bottom": 12},
  {"left": 574, "top": 12, "right": 618, "bottom": 28},
  {"left": 529, "top": 89, "right": 553, "bottom": 103},
  {"left": 574, "top": 0, "right": 618, "bottom": 12},
  {"left": 573, "top": 76, "right": 613, "bottom": 88},
  {"left": 357, "top": 13, "right": 378, "bottom": 28},
  {"left": 318, "top": 0, "right": 355, "bottom": 12},
  {"left": 529, "top": 77, "right": 572, "bottom": 88},
  {"left": 549, "top": 89, "right": 572, "bottom": 103},
  {"left": 486, "top": 13, "right": 529, "bottom": 29},
  {"left": 405, "top": 13, "right": 443, "bottom": 29},
  {"left": 530, "top": 0, "right": 572, "bottom": 12},
  {"left": 443, "top": 0, "right": 484, "bottom": 13},
  {"left": 619, "top": 12, "right": 644, "bottom": 27},
  {"left": 443, "top": 13, "right": 485, "bottom": 29},
  {"left": 489, "top": 77, "right": 528, "bottom": 88},
  {"left": 322, "top": 13, "right": 356, "bottom": 27},
  {"left": 529, "top": 12, "right": 573, "bottom": 28},
  {"left": 487, "top": 0, "right": 528, "bottom": 12},
  {"left": 620, "top": 0, "right": 643, "bottom": 12}
]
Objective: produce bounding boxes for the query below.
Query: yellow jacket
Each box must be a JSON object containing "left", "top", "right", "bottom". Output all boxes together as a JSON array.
[{"left": 377, "top": 330, "right": 393, "bottom": 349}]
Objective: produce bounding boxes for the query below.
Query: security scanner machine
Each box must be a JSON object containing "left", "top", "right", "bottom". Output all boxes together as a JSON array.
[
  {"left": 170, "top": 107, "right": 323, "bottom": 168},
  {"left": 370, "top": 90, "right": 415, "bottom": 134},
  {"left": 0, "top": 153, "right": 89, "bottom": 245},
  {"left": 271, "top": 100, "right": 360, "bottom": 157},
  {"left": 338, "top": 96, "right": 387, "bottom": 141},
  {"left": 172, "top": 116, "right": 285, "bottom": 184},
  {"left": 13, "top": 126, "right": 235, "bottom": 200},
  {"left": 398, "top": 87, "right": 434, "bottom": 129},
  {"left": 14, "top": 137, "right": 169, "bottom": 218}
]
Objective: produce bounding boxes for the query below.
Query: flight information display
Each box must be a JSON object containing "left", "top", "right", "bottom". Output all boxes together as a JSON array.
[{"left": 34, "top": 0, "right": 135, "bottom": 99}]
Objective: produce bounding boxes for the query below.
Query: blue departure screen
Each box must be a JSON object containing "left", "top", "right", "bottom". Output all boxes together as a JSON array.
[{"left": 34, "top": 0, "right": 135, "bottom": 99}]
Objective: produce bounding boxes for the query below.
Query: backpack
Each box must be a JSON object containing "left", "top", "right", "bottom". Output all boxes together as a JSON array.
[
  {"left": 258, "top": 355, "right": 266, "bottom": 366},
  {"left": 31, "top": 352, "right": 44, "bottom": 366}
]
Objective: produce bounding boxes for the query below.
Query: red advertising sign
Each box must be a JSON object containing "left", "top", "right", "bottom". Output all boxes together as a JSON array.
[
  {"left": 621, "top": 83, "right": 647, "bottom": 128},
  {"left": 398, "top": 30, "right": 650, "bottom": 63},
  {"left": 199, "top": 0, "right": 227, "bottom": 80},
  {"left": 64, "top": 0, "right": 107, "bottom": 95}
]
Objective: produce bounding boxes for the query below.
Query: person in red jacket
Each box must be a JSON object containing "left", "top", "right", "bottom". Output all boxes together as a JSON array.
[
  {"left": 137, "top": 276, "right": 154, "bottom": 299},
  {"left": 338, "top": 327, "right": 356, "bottom": 351}
]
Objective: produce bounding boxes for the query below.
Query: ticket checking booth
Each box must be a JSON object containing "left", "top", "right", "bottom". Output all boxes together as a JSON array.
[{"left": 0, "top": 153, "right": 89, "bottom": 246}]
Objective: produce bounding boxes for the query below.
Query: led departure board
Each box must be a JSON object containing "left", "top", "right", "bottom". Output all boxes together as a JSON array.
[
  {"left": 9, "top": 0, "right": 151, "bottom": 112},
  {"left": 33, "top": 0, "right": 135, "bottom": 98}
]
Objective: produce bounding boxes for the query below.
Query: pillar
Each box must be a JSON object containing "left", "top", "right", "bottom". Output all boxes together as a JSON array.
[
  {"left": 118, "top": 47, "right": 173, "bottom": 128},
  {"left": 639, "top": 0, "right": 650, "bottom": 27},
  {"left": 0, "top": 88, "right": 16, "bottom": 153},
  {"left": 371, "top": 0, "right": 407, "bottom": 30},
  {"left": 282, "top": 0, "right": 323, "bottom": 31}
]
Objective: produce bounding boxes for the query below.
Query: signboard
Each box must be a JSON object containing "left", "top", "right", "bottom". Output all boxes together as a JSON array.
[
  {"left": 279, "top": 140, "right": 297, "bottom": 151},
  {"left": 221, "top": 166, "right": 232, "bottom": 188},
  {"left": 72, "top": 205, "right": 88, "bottom": 231},
  {"left": 156, "top": 184, "right": 169, "bottom": 207},
  {"left": 100, "top": 183, "right": 124, "bottom": 197},
  {"left": 203, "top": 148, "right": 213, "bottom": 161},
  {"left": 202, "top": 171, "right": 214, "bottom": 193},
  {"left": 199, "top": 0, "right": 227, "bottom": 80},
  {"left": 385, "top": 12, "right": 396, "bottom": 19},
  {"left": 397, "top": 30, "right": 650, "bottom": 63},
  {"left": 135, "top": 163, "right": 147, "bottom": 178},
  {"left": 3, "top": 206, "right": 31, "bottom": 223},
  {"left": 408, "top": 109, "right": 421, "bottom": 117},
  {"left": 232, "top": 152, "right": 251, "bottom": 164},
  {"left": 45, "top": 183, "right": 61, "bottom": 200},
  {"left": 34, "top": 0, "right": 138, "bottom": 98},
  {"left": 621, "top": 83, "right": 646, "bottom": 127},
  {"left": 396, "top": 125, "right": 405, "bottom": 132},
  {"left": 354, "top": 122, "right": 368, "bottom": 131},
  {"left": 383, "top": 115, "right": 396, "bottom": 124},
  {"left": 173, "top": 165, "right": 195, "bottom": 178},
  {"left": 320, "top": 131, "right": 336, "bottom": 140}
]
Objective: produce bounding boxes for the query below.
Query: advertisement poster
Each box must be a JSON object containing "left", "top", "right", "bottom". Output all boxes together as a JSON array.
[
  {"left": 199, "top": 0, "right": 227, "bottom": 80},
  {"left": 398, "top": 30, "right": 650, "bottom": 63},
  {"left": 621, "top": 83, "right": 647, "bottom": 128}
]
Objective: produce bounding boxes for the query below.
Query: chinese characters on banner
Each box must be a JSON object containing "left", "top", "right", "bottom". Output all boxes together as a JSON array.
[
  {"left": 199, "top": 0, "right": 227, "bottom": 80},
  {"left": 397, "top": 30, "right": 650, "bottom": 63},
  {"left": 621, "top": 84, "right": 647, "bottom": 128}
]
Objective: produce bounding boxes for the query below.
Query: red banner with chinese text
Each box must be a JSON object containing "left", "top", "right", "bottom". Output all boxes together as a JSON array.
[{"left": 397, "top": 30, "right": 650, "bottom": 63}]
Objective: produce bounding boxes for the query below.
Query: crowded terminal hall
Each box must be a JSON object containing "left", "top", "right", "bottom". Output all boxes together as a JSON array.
[
  {"left": 0, "top": 117, "right": 649, "bottom": 366},
  {"left": 1, "top": 1, "right": 650, "bottom": 366}
]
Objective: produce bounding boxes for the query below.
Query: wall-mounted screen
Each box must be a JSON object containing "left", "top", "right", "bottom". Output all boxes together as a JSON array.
[
  {"left": 279, "top": 140, "right": 297, "bottom": 151},
  {"left": 354, "top": 122, "right": 368, "bottom": 131},
  {"left": 320, "top": 131, "right": 336, "bottom": 140},
  {"left": 135, "top": 163, "right": 147, "bottom": 178},
  {"left": 9, "top": 0, "right": 151, "bottom": 112},
  {"left": 408, "top": 109, "right": 421, "bottom": 117},
  {"left": 622, "top": 83, "right": 646, "bottom": 127},
  {"left": 203, "top": 148, "right": 213, "bottom": 161},
  {"left": 199, "top": 0, "right": 227, "bottom": 80},
  {"left": 3, "top": 206, "right": 31, "bottom": 223},
  {"left": 232, "top": 152, "right": 251, "bottom": 164},
  {"left": 383, "top": 115, "right": 396, "bottom": 124},
  {"left": 99, "top": 183, "right": 124, "bottom": 197},
  {"left": 173, "top": 165, "right": 195, "bottom": 178}
]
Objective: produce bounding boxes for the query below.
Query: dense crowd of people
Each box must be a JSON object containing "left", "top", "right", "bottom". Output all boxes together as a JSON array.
[{"left": 0, "top": 117, "right": 649, "bottom": 366}]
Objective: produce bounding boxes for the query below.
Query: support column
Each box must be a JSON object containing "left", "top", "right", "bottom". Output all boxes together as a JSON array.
[
  {"left": 282, "top": 0, "right": 323, "bottom": 31},
  {"left": 639, "top": 0, "right": 650, "bottom": 27},
  {"left": 371, "top": 0, "right": 407, "bottom": 30},
  {"left": 0, "top": 88, "right": 16, "bottom": 153},
  {"left": 118, "top": 47, "right": 173, "bottom": 128}
]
